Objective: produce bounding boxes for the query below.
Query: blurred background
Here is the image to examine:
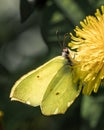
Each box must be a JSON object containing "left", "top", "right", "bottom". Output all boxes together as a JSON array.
[{"left": 0, "top": 0, "right": 104, "bottom": 130}]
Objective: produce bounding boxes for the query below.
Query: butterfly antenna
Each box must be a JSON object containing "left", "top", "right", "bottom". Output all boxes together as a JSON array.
[
  {"left": 56, "top": 30, "right": 63, "bottom": 50},
  {"left": 63, "top": 33, "right": 69, "bottom": 48}
]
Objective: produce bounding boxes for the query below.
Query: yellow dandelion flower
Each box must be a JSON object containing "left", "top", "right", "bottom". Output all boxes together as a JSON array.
[{"left": 69, "top": 6, "right": 104, "bottom": 95}]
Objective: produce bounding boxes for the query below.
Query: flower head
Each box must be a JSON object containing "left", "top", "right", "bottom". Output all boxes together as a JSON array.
[{"left": 69, "top": 6, "right": 104, "bottom": 95}]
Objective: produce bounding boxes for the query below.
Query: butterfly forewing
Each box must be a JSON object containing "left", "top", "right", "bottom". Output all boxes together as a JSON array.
[{"left": 10, "top": 56, "right": 67, "bottom": 106}]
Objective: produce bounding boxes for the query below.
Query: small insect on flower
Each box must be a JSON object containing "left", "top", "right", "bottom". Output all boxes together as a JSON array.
[{"left": 68, "top": 5, "right": 104, "bottom": 95}]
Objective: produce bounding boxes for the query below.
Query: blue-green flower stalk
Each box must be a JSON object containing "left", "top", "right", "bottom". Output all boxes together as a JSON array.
[{"left": 69, "top": 6, "right": 104, "bottom": 95}]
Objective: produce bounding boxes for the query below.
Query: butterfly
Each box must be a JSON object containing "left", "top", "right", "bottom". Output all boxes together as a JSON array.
[{"left": 10, "top": 47, "right": 81, "bottom": 115}]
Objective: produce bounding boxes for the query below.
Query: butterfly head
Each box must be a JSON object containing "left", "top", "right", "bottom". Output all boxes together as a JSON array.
[{"left": 62, "top": 47, "right": 74, "bottom": 66}]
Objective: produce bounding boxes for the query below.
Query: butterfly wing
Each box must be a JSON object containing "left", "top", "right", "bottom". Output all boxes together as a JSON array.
[
  {"left": 41, "top": 65, "right": 81, "bottom": 115},
  {"left": 10, "top": 56, "right": 67, "bottom": 106}
]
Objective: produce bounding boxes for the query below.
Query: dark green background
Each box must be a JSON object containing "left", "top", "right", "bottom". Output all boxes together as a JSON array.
[{"left": 0, "top": 0, "right": 104, "bottom": 130}]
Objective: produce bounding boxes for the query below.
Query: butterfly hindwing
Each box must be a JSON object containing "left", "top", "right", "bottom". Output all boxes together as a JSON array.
[{"left": 41, "top": 65, "right": 81, "bottom": 115}]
